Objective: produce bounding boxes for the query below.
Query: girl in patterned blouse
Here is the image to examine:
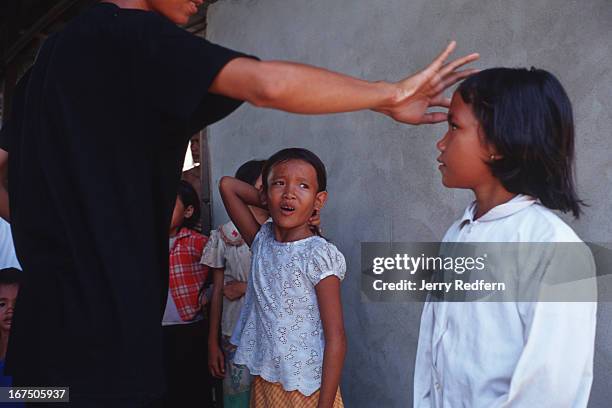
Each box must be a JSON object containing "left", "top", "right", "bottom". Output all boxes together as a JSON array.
[
  {"left": 219, "top": 148, "right": 346, "bottom": 408},
  {"left": 203, "top": 159, "right": 268, "bottom": 408}
]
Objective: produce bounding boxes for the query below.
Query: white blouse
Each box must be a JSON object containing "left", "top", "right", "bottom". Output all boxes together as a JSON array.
[
  {"left": 201, "top": 221, "right": 252, "bottom": 336},
  {"left": 231, "top": 222, "right": 346, "bottom": 396},
  {"left": 414, "top": 195, "right": 597, "bottom": 408}
]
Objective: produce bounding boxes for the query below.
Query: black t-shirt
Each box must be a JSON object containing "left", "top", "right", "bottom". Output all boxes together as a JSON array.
[{"left": 0, "top": 3, "right": 252, "bottom": 403}]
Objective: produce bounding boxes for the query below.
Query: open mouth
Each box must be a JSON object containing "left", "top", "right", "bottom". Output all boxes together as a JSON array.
[{"left": 280, "top": 204, "right": 296, "bottom": 215}]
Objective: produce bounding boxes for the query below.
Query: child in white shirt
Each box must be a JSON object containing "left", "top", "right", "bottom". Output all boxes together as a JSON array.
[
  {"left": 414, "top": 68, "right": 597, "bottom": 408},
  {"left": 203, "top": 159, "right": 268, "bottom": 407}
]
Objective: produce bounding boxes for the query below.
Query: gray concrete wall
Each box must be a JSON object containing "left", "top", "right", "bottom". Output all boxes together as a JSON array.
[{"left": 204, "top": 1, "right": 612, "bottom": 406}]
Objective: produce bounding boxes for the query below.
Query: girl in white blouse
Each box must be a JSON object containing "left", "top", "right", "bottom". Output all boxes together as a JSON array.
[
  {"left": 203, "top": 159, "right": 267, "bottom": 408},
  {"left": 219, "top": 148, "right": 346, "bottom": 408},
  {"left": 415, "top": 68, "right": 597, "bottom": 407}
]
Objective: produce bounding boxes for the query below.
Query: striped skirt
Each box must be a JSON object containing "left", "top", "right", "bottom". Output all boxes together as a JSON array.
[{"left": 250, "top": 375, "right": 344, "bottom": 408}]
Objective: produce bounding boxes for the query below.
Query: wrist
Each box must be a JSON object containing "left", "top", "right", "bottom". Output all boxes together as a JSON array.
[{"left": 372, "top": 81, "right": 401, "bottom": 113}]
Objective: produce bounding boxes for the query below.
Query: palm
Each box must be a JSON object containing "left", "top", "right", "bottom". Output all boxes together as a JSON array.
[{"left": 383, "top": 42, "right": 479, "bottom": 125}]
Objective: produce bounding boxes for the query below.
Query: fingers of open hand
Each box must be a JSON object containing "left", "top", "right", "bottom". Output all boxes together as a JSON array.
[
  {"left": 429, "top": 94, "right": 451, "bottom": 108},
  {"left": 431, "top": 68, "right": 479, "bottom": 95},
  {"left": 409, "top": 42, "right": 456, "bottom": 91},
  {"left": 444, "top": 68, "right": 479, "bottom": 88},
  {"left": 439, "top": 52, "right": 480, "bottom": 78},
  {"left": 420, "top": 47, "right": 479, "bottom": 95},
  {"left": 421, "top": 111, "right": 449, "bottom": 124},
  {"left": 430, "top": 41, "right": 457, "bottom": 72}
]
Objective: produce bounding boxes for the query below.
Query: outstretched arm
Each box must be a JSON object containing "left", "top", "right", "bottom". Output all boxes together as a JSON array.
[
  {"left": 218, "top": 176, "right": 263, "bottom": 246},
  {"left": 0, "top": 148, "right": 9, "bottom": 222},
  {"left": 210, "top": 41, "right": 478, "bottom": 125}
]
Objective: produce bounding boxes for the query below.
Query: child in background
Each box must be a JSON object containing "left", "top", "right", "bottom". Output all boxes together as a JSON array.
[
  {"left": 0, "top": 268, "right": 23, "bottom": 408},
  {"left": 414, "top": 68, "right": 597, "bottom": 407},
  {"left": 220, "top": 148, "right": 346, "bottom": 408},
  {"left": 202, "top": 159, "right": 268, "bottom": 408},
  {"left": 162, "top": 180, "right": 211, "bottom": 407}
]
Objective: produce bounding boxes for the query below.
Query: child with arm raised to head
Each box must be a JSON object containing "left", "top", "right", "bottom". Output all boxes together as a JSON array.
[{"left": 220, "top": 148, "right": 346, "bottom": 408}]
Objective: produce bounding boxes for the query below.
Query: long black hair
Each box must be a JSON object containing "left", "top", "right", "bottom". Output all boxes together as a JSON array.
[
  {"left": 177, "top": 180, "right": 201, "bottom": 229},
  {"left": 458, "top": 67, "right": 584, "bottom": 218}
]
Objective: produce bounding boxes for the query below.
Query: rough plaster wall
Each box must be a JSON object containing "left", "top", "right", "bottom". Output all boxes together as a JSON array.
[{"left": 204, "top": 1, "right": 612, "bottom": 406}]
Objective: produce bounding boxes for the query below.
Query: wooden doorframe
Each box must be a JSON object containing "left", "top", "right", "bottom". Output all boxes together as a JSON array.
[{"left": 199, "top": 129, "right": 212, "bottom": 234}]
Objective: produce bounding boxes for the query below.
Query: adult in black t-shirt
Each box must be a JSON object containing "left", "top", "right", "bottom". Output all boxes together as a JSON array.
[{"left": 0, "top": 1, "right": 478, "bottom": 406}]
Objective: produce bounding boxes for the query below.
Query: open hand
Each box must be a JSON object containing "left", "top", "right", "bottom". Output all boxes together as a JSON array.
[{"left": 375, "top": 41, "right": 479, "bottom": 124}]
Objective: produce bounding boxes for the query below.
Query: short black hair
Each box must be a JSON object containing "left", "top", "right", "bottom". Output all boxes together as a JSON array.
[
  {"left": 177, "top": 180, "right": 201, "bottom": 229},
  {"left": 235, "top": 160, "right": 266, "bottom": 186},
  {"left": 261, "top": 148, "right": 327, "bottom": 193},
  {"left": 0, "top": 268, "right": 22, "bottom": 285},
  {"left": 458, "top": 67, "right": 583, "bottom": 218}
]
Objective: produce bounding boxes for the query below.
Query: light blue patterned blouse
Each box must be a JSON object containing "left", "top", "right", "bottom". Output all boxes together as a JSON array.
[{"left": 230, "top": 221, "right": 346, "bottom": 396}]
